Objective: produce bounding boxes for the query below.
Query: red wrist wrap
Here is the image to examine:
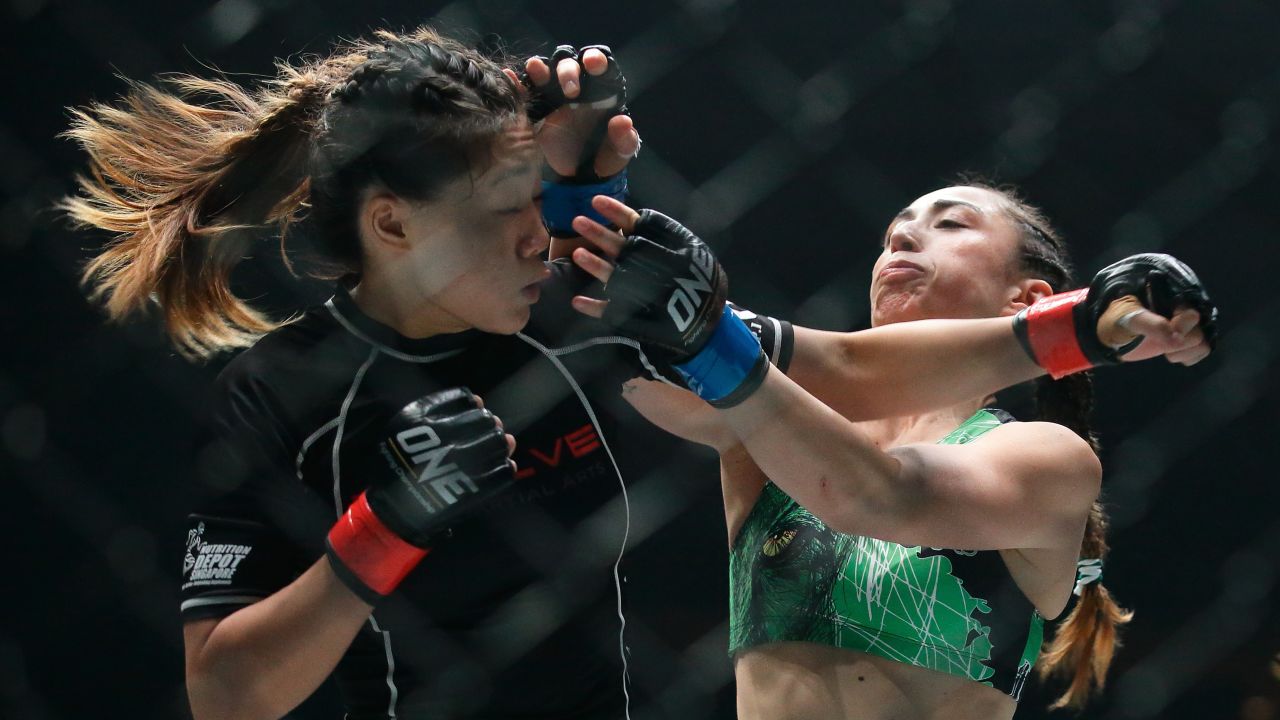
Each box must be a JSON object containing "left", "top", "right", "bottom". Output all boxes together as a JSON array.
[
  {"left": 1024, "top": 288, "right": 1093, "bottom": 379},
  {"left": 327, "top": 492, "right": 427, "bottom": 597}
]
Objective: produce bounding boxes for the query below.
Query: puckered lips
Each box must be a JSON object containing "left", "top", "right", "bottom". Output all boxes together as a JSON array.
[{"left": 878, "top": 258, "right": 925, "bottom": 281}]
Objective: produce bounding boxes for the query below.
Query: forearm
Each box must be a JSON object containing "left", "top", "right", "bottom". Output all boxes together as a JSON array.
[
  {"left": 621, "top": 378, "right": 736, "bottom": 451},
  {"left": 719, "top": 367, "right": 908, "bottom": 535},
  {"left": 787, "top": 317, "right": 1041, "bottom": 421},
  {"left": 185, "top": 557, "right": 372, "bottom": 720}
]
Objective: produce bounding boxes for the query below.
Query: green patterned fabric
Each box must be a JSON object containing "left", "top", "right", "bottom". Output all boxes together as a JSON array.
[{"left": 728, "top": 409, "right": 1044, "bottom": 693}]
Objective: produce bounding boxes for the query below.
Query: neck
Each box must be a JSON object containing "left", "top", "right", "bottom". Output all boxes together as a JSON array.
[{"left": 348, "top": 270, "right": 469, "bottom": 340}]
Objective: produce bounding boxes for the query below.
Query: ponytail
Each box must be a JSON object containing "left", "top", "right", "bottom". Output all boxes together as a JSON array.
[
  {"left": 60, "top": 68, "right": 331, "bottom": 358},
  {"left": 957, "top": 175, "right": 1135, "bottom": 711},
  {"left": 61, "top": 26, "right": 520, "bottom": 360},
  {"left": 1033, "top": 373, "right": 1134, "bottom": 710}
]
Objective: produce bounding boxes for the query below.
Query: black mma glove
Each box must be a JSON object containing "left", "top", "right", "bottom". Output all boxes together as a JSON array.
[
  {"left": 326, "top": 388, "right": 515, "bottom": 604},
  {"left": 601, "top": 209, "right": 769, "bottom": 407},
  {"left": 521, "top": 44, "right": 630, "bottom": 237},
  {"left": 1013, "top": 252, "right": 1218, "bottom": 378}
]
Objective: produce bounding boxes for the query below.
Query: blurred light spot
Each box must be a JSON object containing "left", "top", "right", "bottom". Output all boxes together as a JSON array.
[
  {"left": 906, "top": 0, "right": 952, "bottom": 26},
  {"left": 1221, "top": 100, "right": 1270, "bottom": 146},
  {"left": 1243, "top": 695, "right": 1276, "bottom": 720},
  {"left": 207, "top": 0, "right": 261, "bottom": 46},
  {"left": 1011, "top": 87, "right": 1061, "bottom": 131},
  {"left": 1111, "top": 437, "right": 1166, "bottom": 488},
  {"left": 1109, "top": 212, "right": 1164, "bottom": 256},
  {"left": 1097, "top": 19, "right": 1159, "bottom": 74},
  {"left": 797, "top": 72, "right": 850, "bottom": 130},
  {"left": 3, "top": 404, "right": 46, "bottom": 460}
]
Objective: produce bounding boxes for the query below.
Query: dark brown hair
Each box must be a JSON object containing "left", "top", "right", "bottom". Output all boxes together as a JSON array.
[
  {"left": 963, "top": 178, "right": 1134, "bottom": 711},
  {"left": 61, "top": 27, "right": 522, "bottom": 359}
]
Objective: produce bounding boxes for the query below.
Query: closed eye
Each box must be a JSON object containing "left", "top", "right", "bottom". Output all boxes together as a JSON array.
[{"left": 937, "top": 219, "right": 965, "bottom": 229}]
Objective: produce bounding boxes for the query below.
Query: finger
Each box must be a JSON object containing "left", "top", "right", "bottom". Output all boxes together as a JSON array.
[
  {"left": 570, "top": 216, "right": 626, "bottom": 257},
  {"left": 1097, "top": 295, "right": 1144, "bottom": 347},
  {"left": 505, "top": 433, "right": 516, "bottom": 457},
  {"left": 524, "top": 57, "right": 552, "bottom": 86},
  {"left": 1170, "top": 308, "right": 1201, "bottom": 338},
  {"left": 1178, "top": 325, "right": 1205, "bottom": 349},
  {"left": 501, "top": 68, "right": 526, "bottom": 94},
  {"left": 594, "top": 115, "right": 640, "bottom": 178},
  {"left": 448, "top": 408, "right": 500, "bottom": 437},
  {"left": 1118, "top": 308, "right": 1180, "bottom": 345},
  {"left": 1166, "top": 343, "right": 1211, "bottom": 366},
  {"left": 572, "top": 295, "right": 608, "bottom": 319},
  {"left": 555, "top": 57, "right": 582, "bottom": 99},
  {"left": 581, "top": 48, "right": 608, "bottom": 75},
  {"left": 590, "top": 195, "right": 641, "bottom": 233},
  {"left": 572, "top": 246, "right": 616, "bottom": 284}
]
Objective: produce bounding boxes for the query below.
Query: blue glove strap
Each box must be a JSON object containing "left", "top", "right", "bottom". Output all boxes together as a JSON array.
[
  {"left": 675, "top": 305, "right": 763, "bottom": 403},
  {"left": 541, "top": 170, "right": 629, "bottom": 236}
]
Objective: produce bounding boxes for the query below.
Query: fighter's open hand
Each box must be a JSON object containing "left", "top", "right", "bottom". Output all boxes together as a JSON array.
[{"left": 504, "top": 46, "right": 640, "bottom": 179}]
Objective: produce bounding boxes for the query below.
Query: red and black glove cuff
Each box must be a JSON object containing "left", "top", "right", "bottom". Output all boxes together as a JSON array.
[
  {"left": 1012, "top": 288, "right": 1105, "bottom": 379},
  {"left": 326, "top": 492, "right": 429, "bottom": 606}
]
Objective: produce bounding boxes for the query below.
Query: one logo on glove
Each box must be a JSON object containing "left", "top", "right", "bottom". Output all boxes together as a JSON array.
[
  {"left": 668, "top": 245, "right": 717, "bottom": 333},
  {"left": 392, "top": 425, "right": 479, "bottom": 511}
]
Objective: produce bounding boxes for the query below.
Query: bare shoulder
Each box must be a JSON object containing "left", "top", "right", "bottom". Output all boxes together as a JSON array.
[{"left": 976, "top": 420, "right": 1102, "bottom": 506}]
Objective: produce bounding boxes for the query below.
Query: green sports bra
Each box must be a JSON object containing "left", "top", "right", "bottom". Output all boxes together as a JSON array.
[{"left": 728, "top": 409, "right": 1044, "bottom": 701}]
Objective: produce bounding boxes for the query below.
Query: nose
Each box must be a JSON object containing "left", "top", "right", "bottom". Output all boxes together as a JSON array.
[
  {"left": 887, "top": 221, "right": 922, "bottom": 253},
  {"left": 520, "top": 209, "right": 552, "bottom": 258}
]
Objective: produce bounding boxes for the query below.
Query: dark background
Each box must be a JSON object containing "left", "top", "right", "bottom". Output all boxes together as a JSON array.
[{"left": 2, "top": 0, "right": 1278, "bottom": 718}]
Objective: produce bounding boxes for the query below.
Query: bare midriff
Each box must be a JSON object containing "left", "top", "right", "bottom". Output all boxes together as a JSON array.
[{"left": 735, "top": 642, "right": 1016, "bottom": 720}]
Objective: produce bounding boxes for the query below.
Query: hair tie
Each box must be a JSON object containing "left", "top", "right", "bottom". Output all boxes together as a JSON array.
[{"left": 1074, "top": 558, "right": 1103, "bottom": 596}]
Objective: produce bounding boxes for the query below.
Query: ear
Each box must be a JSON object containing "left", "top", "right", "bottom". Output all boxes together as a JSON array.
[
  {"left": 362, "top": 192, "right": 412, "bottom": 251},
  {"left": 1005, "top": 277, "right": 1054, "bottom": 315}
]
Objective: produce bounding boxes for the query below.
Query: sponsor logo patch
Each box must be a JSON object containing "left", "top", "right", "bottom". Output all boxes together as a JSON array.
[{"left": 182, "top": 521, "right": 254, "bottom": 589}]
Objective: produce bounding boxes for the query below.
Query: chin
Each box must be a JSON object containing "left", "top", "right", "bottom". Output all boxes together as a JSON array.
[
  {"left": 481, "top": 306, "right": 532, "bottom": 335},
  {"left": 872, "top": 300, "right": 927, "bottom": 327}
]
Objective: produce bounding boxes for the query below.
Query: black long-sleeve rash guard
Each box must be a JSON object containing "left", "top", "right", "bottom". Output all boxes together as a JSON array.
[{"left": 180, "top": 260, "right": 793, "bottom": 719}]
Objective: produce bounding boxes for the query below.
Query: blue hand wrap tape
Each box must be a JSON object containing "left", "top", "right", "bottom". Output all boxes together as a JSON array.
[
  {"left": 541, "top": 170, "right": 629, "bottom": 234},
  {"left": 675, "top": 305, "right": 763, "bottom": 403}
]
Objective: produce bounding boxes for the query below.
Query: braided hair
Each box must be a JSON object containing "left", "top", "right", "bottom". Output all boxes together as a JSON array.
[
  {"left": 61, "top": 27, "right": 522, "bottom": 359},
  {"left": 964, "top": 179, "right": 1134, "bottom": 711}
]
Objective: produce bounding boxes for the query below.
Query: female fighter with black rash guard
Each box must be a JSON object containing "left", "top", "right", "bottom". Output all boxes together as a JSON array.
[
  {"left": 62, "top": 29, "right": 666, "bottom": 720},
  {"left": 566, "top": 192, "right": 1214, "bottom": 720},
  {"left": 65, "top": 24, "right": 1212, "bottom": 719}
]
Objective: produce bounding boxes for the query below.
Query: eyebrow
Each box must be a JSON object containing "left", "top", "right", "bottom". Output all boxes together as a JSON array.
[{"left": 894, "top": 199, "right": 985, "bottom": 220}]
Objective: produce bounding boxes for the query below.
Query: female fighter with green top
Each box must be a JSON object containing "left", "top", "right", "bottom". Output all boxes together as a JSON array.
[{"left": 566, "top": 189, "right": 1214, "bottom": 719}]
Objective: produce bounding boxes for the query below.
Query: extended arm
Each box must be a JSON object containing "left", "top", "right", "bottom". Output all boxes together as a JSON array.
[
  {"left": 624, "top": 317, "right": 1040, "bottom": 446},
  {"left": 715, "top": 365, "right": 1101, "bottom": 549}
]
